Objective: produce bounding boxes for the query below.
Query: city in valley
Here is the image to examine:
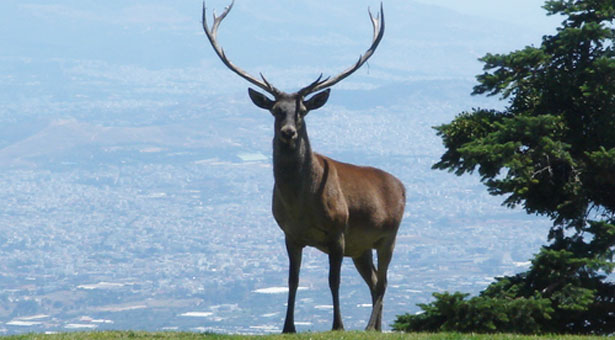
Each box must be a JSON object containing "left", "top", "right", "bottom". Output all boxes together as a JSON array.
[{"left": 0, "top": 0, "right": 556, "bottom": 334}]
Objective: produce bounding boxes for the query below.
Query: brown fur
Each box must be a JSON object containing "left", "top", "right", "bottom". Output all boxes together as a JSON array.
[{"left": 265, "top": 95, "right": 406, "bottom": 332}]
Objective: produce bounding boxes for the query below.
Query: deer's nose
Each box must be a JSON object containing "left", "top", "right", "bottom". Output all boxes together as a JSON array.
[{"left": 280, "top": 126, "right": 297, "bottom": 141}]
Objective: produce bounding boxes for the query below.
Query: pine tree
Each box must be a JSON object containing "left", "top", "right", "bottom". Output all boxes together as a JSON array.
[{"left": 394, "top": 0, "right": 615, "bottom": 334}]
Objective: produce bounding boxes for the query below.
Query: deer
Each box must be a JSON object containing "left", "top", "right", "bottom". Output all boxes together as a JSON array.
[{"left": 202, "top": 1, "right": 406, "bottom": 333}]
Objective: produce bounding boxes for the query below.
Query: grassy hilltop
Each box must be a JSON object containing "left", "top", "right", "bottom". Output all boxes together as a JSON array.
[{"left": 1, "top": 332, "right": 608, "bottom": 340}]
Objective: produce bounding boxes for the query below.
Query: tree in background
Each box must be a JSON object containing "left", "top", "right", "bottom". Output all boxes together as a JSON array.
[{"left": 394, "top": 0, "right": 615, "bottom": 334}]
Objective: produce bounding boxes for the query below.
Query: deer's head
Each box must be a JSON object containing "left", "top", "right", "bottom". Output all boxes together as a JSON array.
[
  {"left": 202, "top": 1, "right": 384, "bottom": 149},
  {"left": 248, "top": 88, "right": 330, "bottom": 148}
]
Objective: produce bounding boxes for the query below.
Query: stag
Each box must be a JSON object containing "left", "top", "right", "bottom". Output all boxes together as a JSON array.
[{"left": 202, "top": 1, "right": 405, "bottom": 333}]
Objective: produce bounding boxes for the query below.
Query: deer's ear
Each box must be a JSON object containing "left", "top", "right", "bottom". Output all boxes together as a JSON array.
[
  {"left": 248, "top": 88, "right": 274, "bottom": 110},
  {"left": 304, "top": 89, "right": 330, "bottom": 111}
]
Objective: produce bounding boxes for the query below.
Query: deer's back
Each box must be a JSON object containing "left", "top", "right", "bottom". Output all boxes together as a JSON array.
[
  {"left": 316, "top": 154, "right": 406, "bottom": 255},
  {"left": 318, "top": 154, "right": 405, "bottom": 224},
  {"left": 273, "top": 153, "right": 405, "bottom": 256}
]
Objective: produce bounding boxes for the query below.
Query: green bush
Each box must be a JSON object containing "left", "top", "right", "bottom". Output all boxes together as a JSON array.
[
  {"left": 393, "top": 239, "right": 615, "bottom": 334},
  {"left": 392, "top": 292, "right": 552, "bottom": 334}
]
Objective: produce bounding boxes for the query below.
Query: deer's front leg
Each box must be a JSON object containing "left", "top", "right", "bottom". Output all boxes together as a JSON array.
[
  {"left": 328, "top": 233, "right": 345, "bottom": 331},
  {"left": 282, "top": 238, "right": 303, "bottom": 334}
]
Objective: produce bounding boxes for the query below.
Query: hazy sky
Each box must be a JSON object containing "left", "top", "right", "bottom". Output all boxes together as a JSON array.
[
  {"left": 0, "top": 0, "right": 565, "bottom": 105},
  {"left": 415, "top": 0, "right": 562, "bottom": 33}
]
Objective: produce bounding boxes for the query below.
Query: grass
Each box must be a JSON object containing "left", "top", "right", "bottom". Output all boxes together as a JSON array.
[{"left": 0, "top": 331, "right": 608, "bottom": 340}]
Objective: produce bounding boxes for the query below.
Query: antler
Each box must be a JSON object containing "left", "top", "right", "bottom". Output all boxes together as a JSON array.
[
  {"left": 202, "top": 1, "right": 281, "bottom": 97},
  {"left": 299, "top": 3, "right": 385, "bottom": 96}
]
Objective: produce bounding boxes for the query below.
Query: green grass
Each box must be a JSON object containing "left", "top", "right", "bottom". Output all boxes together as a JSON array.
[{"left": 0, "top": 331, "right": 608, "bottom": 340}]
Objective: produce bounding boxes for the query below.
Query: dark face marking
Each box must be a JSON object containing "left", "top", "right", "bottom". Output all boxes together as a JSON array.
[
  {"left": 247, "top": 88, "right": 331, "bottom": 149},
  {"left": 272, "top": 98, "right": 305, "bottom": 147}
]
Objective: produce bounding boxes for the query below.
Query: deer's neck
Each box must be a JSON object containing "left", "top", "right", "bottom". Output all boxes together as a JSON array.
[{"left": 272, "top": 128, "right": 315, "bottom": 195}]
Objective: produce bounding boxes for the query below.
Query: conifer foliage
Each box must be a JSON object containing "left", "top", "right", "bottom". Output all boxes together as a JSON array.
[{"left": 394, "top": 0, "right": 615, "bottom": 334}]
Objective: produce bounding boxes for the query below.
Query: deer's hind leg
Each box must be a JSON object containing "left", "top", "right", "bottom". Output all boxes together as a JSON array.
[
  {"left": 352, "top": 249, "right": 381, "bottom": 331},
  {"left": 367, "top": 236, "right": 397, "bottom": 331}
]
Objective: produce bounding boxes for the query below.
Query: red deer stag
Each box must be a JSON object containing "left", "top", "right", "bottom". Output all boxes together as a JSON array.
[{"left": 202, "top": 1, "right": 405, "bottom": 333}]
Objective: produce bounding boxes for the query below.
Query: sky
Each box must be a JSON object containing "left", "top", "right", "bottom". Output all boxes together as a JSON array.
[
  {"left": 415, "top": 0, "right": 562, "bottom": 33},
  {"left": 1, "top": 0, "right": 562, "bottom": 72},
  {"left": 0, "top": 0, "right": 567, "bottom": 123}
]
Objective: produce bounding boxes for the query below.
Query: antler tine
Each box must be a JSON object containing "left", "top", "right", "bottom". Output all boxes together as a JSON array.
[
  {"left": 369, "top": 3, "right": 383, "bottom": 41},
  {"left": 298, "top": 73, "right": 331, "bottom": 96},
  {"left": 202, "top": 1, "right": 280, "bottom": 96},
  {"left": 300, "top": 2, "right": 385, "bottom": 96},
  {"left": 259, "top": 73, "right": 280, "bottom": 95}
]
